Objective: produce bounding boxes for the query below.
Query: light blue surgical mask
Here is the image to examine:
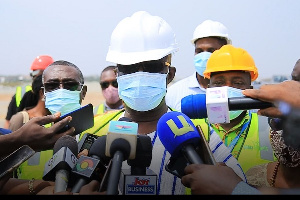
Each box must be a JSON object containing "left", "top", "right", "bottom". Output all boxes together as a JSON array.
[
  {"left": 227, "top": 87, "right": 245, "bottom": 120},
  {"left": 194, "top": 52, "right": 212, "bottom": 77},
  {"left": 45, "top": 88, "right": 81, "bottom": 116},
  {"left": 117, "top": 72, "right": 167, "bottom": 111}
]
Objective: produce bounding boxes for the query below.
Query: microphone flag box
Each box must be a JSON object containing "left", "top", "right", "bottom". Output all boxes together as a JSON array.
[
  {"left": 119, "top": 169, "right": 157, "bottom": 195},
  {"left": 71, "top": 155, "right": 101, "bottom": 179},
  {"left": 106, "top": 121, "right": 138, "bottom": 159},
  {"left": 206, "top": 86, "right": 230, "bottom": 124},
  {"left": 43, "top": 147, "right": 78, "bottom": 181}
]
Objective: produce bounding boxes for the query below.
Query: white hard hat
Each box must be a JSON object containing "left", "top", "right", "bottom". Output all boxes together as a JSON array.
[
  {"left": 191, "top": 20, "right": 231, "bottom": 45},
  {"left": 106, "top": 11, "right": 179, "bottom": 65}
]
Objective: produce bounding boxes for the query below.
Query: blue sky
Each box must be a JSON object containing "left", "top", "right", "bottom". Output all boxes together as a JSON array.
[{"left": 1, "top": 0, "right": 299, "bottom": 81}]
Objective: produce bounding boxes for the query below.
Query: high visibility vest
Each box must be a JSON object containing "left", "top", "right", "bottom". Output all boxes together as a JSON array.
[
  {"left": 93, "top": 104, "right": 105, "bottom": 115},
  {"left": 193, "top": 112, "right": 275, "bottom": 173},
  {"left": 79, "top": 109, "right": 125, "bottom": 140},
  {"left": 15, "top": 123, "right": 53, "bottom": 180},
  {"left": 15, "top": 85, "right": 32, "bottom": 107}
]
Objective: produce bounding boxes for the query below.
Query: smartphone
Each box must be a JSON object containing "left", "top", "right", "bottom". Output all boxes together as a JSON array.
[
  {"left": 0, "top": 145, "right": 35, "bottom": 178},
  {"left": 55, "top": 103, "right": 94, "bottom": 135}
]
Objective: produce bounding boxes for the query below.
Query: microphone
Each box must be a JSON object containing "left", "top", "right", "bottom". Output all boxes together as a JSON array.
[
  {"left": 119, "top": 135, "right": 157, "bottom": 195},
  {"left": 157, "top": 111, "right": 204, "bottom": 166},
  {"left": 181, "top": 86, "right": 273, "bottom": 123},
  {"left": 105, "top": 119, "right": 138, "bottom": 195},
  {"left": 71, "top": 136, "right": 109, "bottom": 193},
  {"left": 42, "top": 135, "right": 78, "bottom": 193}
]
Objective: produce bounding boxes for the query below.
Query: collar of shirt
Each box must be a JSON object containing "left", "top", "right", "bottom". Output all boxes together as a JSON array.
[
  {"left": 188, "top": 72, "right": 206, "bottom": 92},
  {"left": 211, "top": 111, "right": 251, "bottom": 145}
]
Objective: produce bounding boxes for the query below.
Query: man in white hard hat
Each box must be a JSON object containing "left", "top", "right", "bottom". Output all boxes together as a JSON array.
[
  {"left": 166, "top": 20, "right": 231, "bottom": 111},
  {"left": 79, "top": 11, "right": 186, "bottom": 195}
]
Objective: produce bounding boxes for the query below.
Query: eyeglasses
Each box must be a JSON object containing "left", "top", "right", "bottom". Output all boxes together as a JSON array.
[
  {"left": 100, "top": 80, "right": 118, "bottom": 89},
  {"left": 117, "top": 61, "right": 170, "bottom": 75},
  {"left": 43, "top": 81, "right": 83, "bottom": 93}
]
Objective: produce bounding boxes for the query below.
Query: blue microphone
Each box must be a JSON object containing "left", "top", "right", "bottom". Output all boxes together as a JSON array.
[{"left": 157, "top": 111, "right": 203, "bottom": 164}]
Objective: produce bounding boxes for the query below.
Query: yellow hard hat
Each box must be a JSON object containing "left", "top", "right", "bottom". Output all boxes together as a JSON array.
[{"left": 203, "top": 44, "right": 258, "bottom": 81}]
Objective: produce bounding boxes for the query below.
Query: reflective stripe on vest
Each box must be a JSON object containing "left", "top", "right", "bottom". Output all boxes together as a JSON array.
[
  {"left": 15, "top": 85, "right": 32, "bottom": 107},
  {"left": 93, "top": 104, "right": 105, "bottom": 115},
  {"left": 258, "top": 115, "right": 275, "bottom": 161}
]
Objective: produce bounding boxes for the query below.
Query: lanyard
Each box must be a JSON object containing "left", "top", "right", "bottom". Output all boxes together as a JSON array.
[{"left": 227, "top": 111, "right": 252, "bottom": 152}]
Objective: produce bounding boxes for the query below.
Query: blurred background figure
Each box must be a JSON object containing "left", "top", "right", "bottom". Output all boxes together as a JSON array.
[
  {"left": 291, "top": 59, "right": 300, "bottom": 82},
  {"left": 3, "top": 55, "right": 54, "bottom": 129},
  {"left": 166, "top": 20, "right": 231, "bottom": 111},
  {"left": 93, "top": 65, "right": 123, "bottom": 115}
]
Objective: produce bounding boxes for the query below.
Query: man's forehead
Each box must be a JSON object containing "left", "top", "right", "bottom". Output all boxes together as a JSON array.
[{"left": 44, "top": 65, "right": 80, "bottom": 81}]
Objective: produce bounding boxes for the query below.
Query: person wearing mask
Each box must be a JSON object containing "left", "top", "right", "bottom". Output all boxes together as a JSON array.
[
  {"left": 93, "top": 65, "right": 124, "bottom": 115},
  {"left": 194, "top": 44, "right": 275, "bottom": 174},
  {"left": 181, "top": 80, "right": 300, "bottom": 195},
  {"left": 6, "top": 60, "right": 87, "bottom": 181},
  {"left": 79, "top": 11, "right": 187, "bottom": 195},
  {"left": 166, "top": 20, "right": 231, "bottom": 111},
  {"left": 4, "top": 55, "right": 54, "bottom": 129}
]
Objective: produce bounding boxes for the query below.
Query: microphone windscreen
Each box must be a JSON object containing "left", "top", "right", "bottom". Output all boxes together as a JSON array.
[
  {"left": 53, "top": 135, "right": 78, "bottom": 155},
  {"left": 110, "top": 138, "right": 131, "bottom": 160},
  {"left": 181, "top": 94, "right": 207, "bottom": 119},
  {"left": 157, "top": 111, "right": 200, "bottom": 157},
  {"left": 127, "top": 135, "right": 152, "bottom": 167}
]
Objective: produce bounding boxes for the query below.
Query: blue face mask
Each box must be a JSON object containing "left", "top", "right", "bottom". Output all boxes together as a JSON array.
[
  {"left": 227, "top": 87, "right": 245, "bottom": 120},
  {"left": 194, "top": 52, "right": 212, "bottom": 77},
  {"left": 117, "top": 72, "right": 167, "bottom": 111},
  {"left": 45, "top": 88, "right": 81, "bottom": 116}
]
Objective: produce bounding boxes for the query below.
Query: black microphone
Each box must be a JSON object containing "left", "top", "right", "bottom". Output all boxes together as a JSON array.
[
  {"left": 105, "top": 119, "right": 138, "bottom": 195},
  {"left": 42, "top": 135, "right": 78, "bottom": 193},
  {"left": 71, "top": 136, "right": 109, "bottom": 193},
  {"left": 119, "top": 135, "right": 157, "bottom": 195},
  {"left": 181, "top": 89, "right": 273, "bottom": 123}
]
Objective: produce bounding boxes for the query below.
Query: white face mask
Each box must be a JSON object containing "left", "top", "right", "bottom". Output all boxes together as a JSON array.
[
  {"left": 117, "top": 72, "right": 167, "bottom": 111},
  {"left": 45, "top": 88, "right": 81, "bottom": 116},
  {"left": 227, "top": 87, "right": 245, "bottom": 120}
]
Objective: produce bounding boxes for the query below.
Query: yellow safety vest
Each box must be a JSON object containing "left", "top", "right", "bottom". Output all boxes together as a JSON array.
[
  {"left": 193, "top": 113, "right": 275, "bottom": 173},
  {"left": 15, "top": 85, "right": 32, "bottom": 107},
  {"left": 93, "top": 104, "right": 105, "bottom": 115},
  {"left": 15, "top": 123, "right": 54, "bottom": 180}
]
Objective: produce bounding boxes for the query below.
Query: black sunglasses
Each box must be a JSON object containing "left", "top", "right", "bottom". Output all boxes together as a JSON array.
[
  {"left": 100, "top": 80, "right": 118, "bottom": 89},
  {"left": 43, "top": 81, "right": 83, "bottom": 92},
  {"left": 117, "top": 61, "right": 170, "bottom": 75}
]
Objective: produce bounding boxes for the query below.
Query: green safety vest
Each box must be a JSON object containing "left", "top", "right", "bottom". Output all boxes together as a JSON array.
[
  {"left": 15, "top": 85, "right": 32, "bottom": 107},
  {"left": 15, "top": 123, "right": 54, "bottom": 180}
]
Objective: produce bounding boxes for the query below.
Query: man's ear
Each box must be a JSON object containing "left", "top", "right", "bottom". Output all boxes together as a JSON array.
[
  {"left": 80, "top": 85, "right": 87, "bottom": 102},
  {"left": 167, "top": 66, "right": 176, "bottom": 84}
]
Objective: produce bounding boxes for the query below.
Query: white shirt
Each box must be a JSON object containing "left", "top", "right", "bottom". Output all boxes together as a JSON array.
[{"left": 166, "top": 72, "right": 206, "bottom": 112}]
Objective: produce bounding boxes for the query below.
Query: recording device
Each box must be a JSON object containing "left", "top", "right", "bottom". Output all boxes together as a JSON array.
[
  {"left": 105, "top": 119, "right": 138, "bottom": 195},
  {"left": 77, "top": 133, "right": 99, "bottom": 153},
  {"left": 157, "top": 111, "right": 216, "bottom": 178},
  {"left": 55, "top": 103, "right": 94, "bottom": 135},
  {"left": 0, "top": 145, "right": 35, "bottom": 179},
  {"left": 181, "top": 86, "right": 273, "bottom": 123},
  {"left": 71, "top": 136, "right": 108, "bottom": 193},
  {"left": 119, "top": 135, "right": 157, "bottom": 195},
  {"left": 43, "top": 135, "right": 78, "bottom": 192}
]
